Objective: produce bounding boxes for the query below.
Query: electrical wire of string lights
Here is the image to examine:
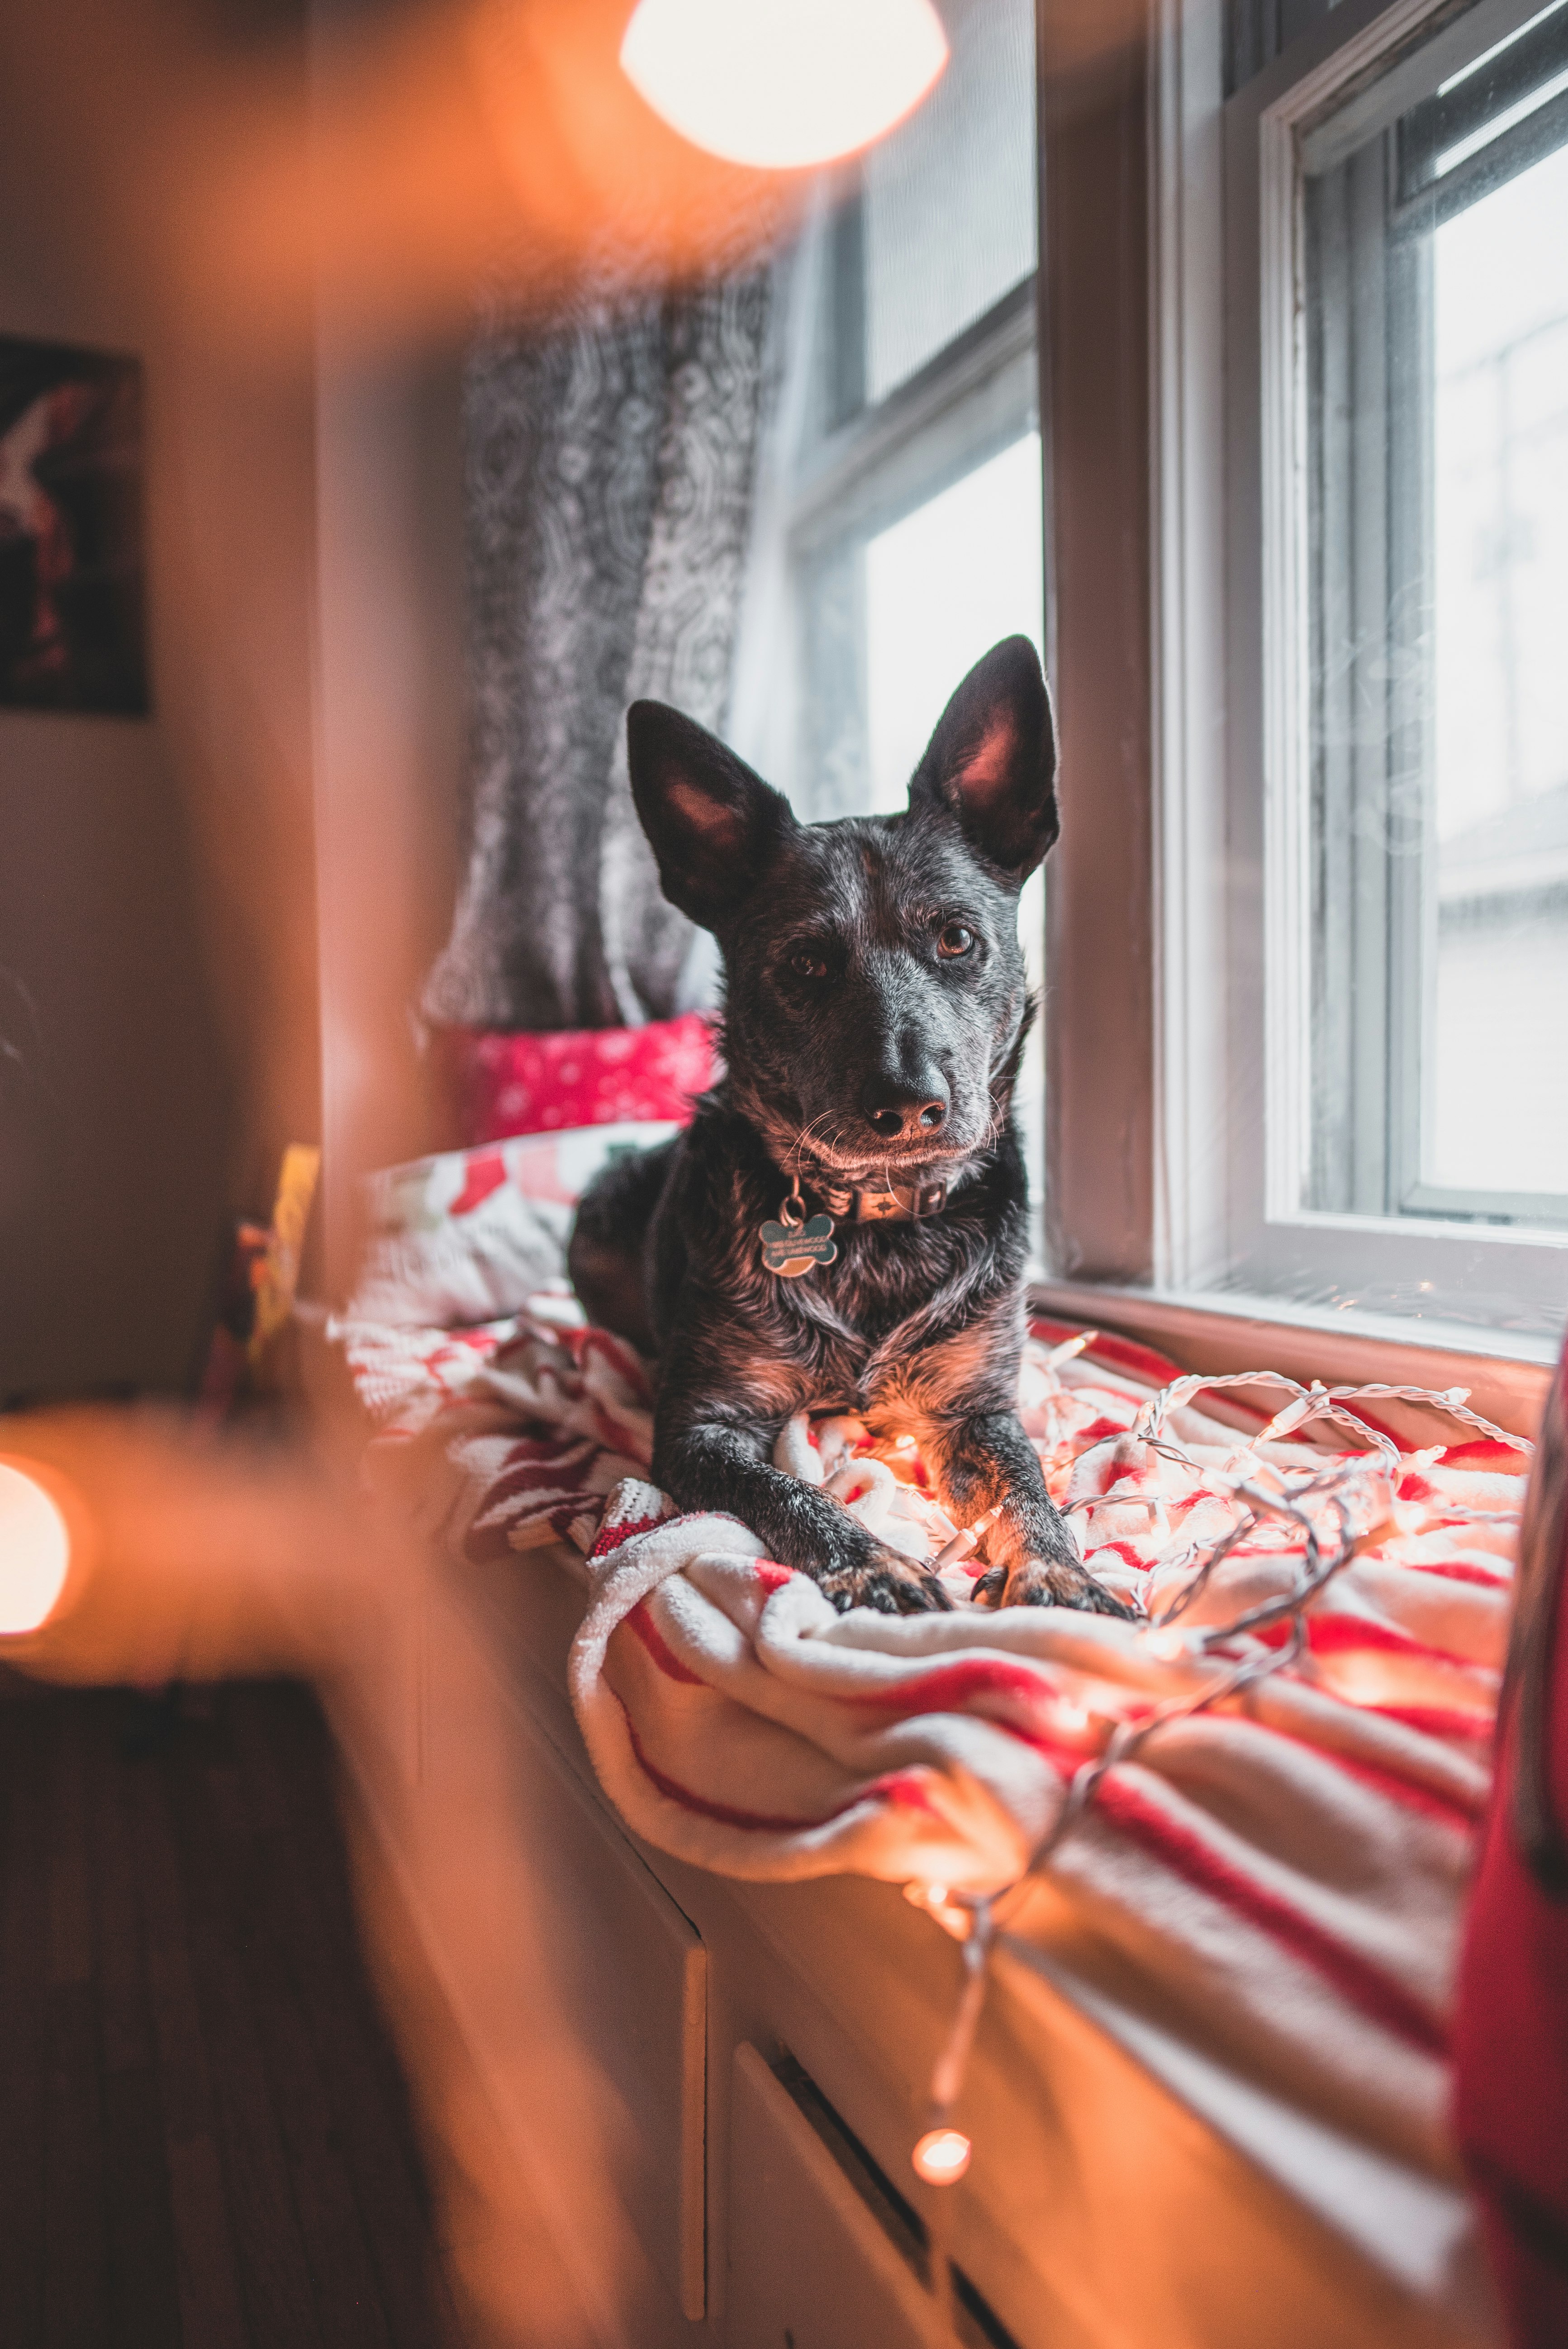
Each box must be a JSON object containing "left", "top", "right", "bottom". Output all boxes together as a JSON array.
[{"left": 904, "top": 1361, "right": 1533, "bottom": 2320}]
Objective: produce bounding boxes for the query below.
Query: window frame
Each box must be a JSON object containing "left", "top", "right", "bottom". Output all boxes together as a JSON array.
[
  {"left": 1054, "top": 0, "right": 1568, "bottom": 1369},
  {"left": 1240, "top": 0, "right": 1568, "bottom": 1332},
  {"left": 1037, "top": 0, "right": 1159, "bottom": 1290},
  {"left": 1307, "top": 0, "right": 1568, "bottom": 1234}
]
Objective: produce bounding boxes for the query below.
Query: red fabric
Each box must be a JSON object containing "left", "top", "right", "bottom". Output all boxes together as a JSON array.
[
  {"left": 447, "top": 1150, "right": 509, "bottom": 1215},
  {"left": 1455, "top": 1338, "right": 1568, "bottom": 2347},
  {"left": 439, "top": 1013, "right": 716, "bottom": 1144},
  {"left": 618, "top": 1700, "right": 941, "bottom": 1835},
  {"left": 1098, "top": 1774, "right": 1451, "bottom": 2058},
  {"left": 627, "top": 1598, "right": 706, "bottom": 1684}
]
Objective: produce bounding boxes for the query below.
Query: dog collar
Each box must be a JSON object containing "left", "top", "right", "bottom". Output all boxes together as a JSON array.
[
  {"left": 815, "top": 1176, "right": 949, "bottom": 1224},
  {"left": 758, "top": 1170, "right": 950, "bottom": 1279}
]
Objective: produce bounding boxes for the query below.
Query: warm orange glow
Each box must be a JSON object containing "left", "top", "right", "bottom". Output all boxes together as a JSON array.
[
  {"left": 1143, "top": 1626, "right": 1188, "bottom": 1662},
  {"left": 0, "top": 1458, "right": 74, "bottom": 1636},
  {"left": 620, "top": 0, "right": 948, "bottom": 170},
  {"left": 912, "top": 2126, "right": 972, "bottom": 2185}
]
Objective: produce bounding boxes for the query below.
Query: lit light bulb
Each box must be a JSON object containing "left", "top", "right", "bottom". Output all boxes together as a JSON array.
[
  {"left": 0, "top": 1459, "right": 73, "bottom": 1636},
  {"left": 912, "top": 2126, "right": 972, "bottom": 2185},
  {"left": 1143, "top": 1626, "right": 1187, "bottom": 1662},
  {"left": 1256, "top": 1398, "right": 1310, "bottom": 1446},
  {"left": 620, "top": 0, "right": 949, "bottom": 171},
  {"left": 1045, "top": 1330, "right": 1096, "bottom": 1370}
]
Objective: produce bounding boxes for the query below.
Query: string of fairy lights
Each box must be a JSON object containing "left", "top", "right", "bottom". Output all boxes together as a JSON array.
[{"left": 903, "top": 1358, "right": 1534, "bottom": 2325}]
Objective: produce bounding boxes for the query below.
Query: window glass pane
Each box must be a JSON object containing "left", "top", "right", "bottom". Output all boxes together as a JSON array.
[
  {"left": 1302, "top": 3, "right": 1568, "bottom": 1229},
  {"left": 860, "top": 0, "right": 1036, "bottom": 404},
  {"left": 1429, "top": 140, "right": 1568, "bottom": 1198},
  {"left": 794, "top": 431, "right": 1043, "bottom": 818},
  {"left": 864, "top": 432, "right": 1044, "bottom": 807}
]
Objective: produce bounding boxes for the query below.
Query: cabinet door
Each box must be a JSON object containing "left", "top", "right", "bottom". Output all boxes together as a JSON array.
[
  {"left": 727, "top": 2045, "right": 948, "bottom": 2349},
  {"left": 509, "top": 1701, "right": 708, "bottom": 2321}
]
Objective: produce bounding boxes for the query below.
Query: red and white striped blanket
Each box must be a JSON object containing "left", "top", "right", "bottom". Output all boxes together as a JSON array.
[{"left": 337, "top": 1300, "right": 1525, "bottom": 2171}]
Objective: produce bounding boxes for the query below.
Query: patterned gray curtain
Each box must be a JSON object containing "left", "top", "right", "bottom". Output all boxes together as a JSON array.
[{"left": 424, "top": 265, "right": 774, "bottom": 1033}]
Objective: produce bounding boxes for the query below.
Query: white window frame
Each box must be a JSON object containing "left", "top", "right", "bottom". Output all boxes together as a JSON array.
[{"left": 1145, "top": 0, "right": 1568, "bottom": 1363}]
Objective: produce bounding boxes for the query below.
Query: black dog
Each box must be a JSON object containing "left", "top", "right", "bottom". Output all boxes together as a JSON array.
[{"left": 570, "top": 636, "right": 1127, "bottom": 1619}]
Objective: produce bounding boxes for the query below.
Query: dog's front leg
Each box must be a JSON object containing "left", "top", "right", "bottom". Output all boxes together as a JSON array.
[
  {"left": 655, "top": 1417, "right": 952, "bottom": 1616},
  {"left": 925, "top": 1409, "right": 1133, "bottom": 1617}
]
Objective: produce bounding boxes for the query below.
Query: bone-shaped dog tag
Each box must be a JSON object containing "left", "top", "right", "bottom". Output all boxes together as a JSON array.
[{"left": 759, "top": 1212, "right": 837, "bottom": 1278}]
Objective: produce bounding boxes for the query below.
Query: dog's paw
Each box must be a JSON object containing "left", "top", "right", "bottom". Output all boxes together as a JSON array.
[
  {"left": 998, "top": 1556, "right": 1136, "bottom": 1618},
  {"left": 819, "top": 1547, "right": 955, "bottom": 1616},
  {"left": 970, "top": 1563, "right": 1006, "bottom": 1607}
]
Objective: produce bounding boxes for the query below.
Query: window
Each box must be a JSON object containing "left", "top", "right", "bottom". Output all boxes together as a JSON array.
[
  {"left": 737, "top": 0, "right": 1567, "bottom": 1361},
  {"left": 784, "top": 0, "right": 1040, "bottom": 826},
  {"left": 740, "top": 0, "right": 1045, "bottom": 1227},
  {"left": 1205, "top": 0, "right": 1568, "bottom": 1348},
  {"left": 1301, "top": 0, "right": 1568, "bottom": 1229}
]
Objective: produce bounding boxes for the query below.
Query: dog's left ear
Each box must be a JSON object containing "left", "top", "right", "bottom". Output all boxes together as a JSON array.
[{"left": 907, "top": 635, "right": 1059, "bottom": 879}]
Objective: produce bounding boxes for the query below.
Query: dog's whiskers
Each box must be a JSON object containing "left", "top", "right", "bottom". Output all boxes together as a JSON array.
[{"left": 788, "top": 1113, "right": 838, "bottom": 1179}]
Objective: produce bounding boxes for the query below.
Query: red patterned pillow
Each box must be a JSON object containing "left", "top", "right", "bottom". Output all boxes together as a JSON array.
[{"left": 443, "top": 1013, "right": 717, "bottom": 1145}]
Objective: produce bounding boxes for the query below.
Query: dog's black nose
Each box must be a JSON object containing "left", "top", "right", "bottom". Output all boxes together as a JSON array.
[{"left": 861, "top": 1074, "right": 949, "bottom": 1141}]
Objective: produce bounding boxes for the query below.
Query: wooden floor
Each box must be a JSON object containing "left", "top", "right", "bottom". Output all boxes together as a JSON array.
[{"left": 0, "top": 1673, "right": 463, "bottom": 2349}]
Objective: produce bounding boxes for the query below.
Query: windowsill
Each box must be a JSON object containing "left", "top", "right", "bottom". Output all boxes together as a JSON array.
[{"left": 1028, "top": 1275, "right": 1556, "bottom": 1441}]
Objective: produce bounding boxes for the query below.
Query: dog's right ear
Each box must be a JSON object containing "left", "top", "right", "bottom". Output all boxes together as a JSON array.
[{"left": 627, "top": 702, "right": 798, "bottom": 931}]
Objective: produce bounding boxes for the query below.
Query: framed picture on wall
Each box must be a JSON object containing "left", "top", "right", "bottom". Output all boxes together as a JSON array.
[{"left": 0, "top": 333, "right": 148, "bottom": 715}]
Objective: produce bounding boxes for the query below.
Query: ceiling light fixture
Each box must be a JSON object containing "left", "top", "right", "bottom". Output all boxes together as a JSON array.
[
  {"left": 620, "top": 0, "right": 949, "bottom": 171},
  {"left": 0, "top": 1459, "right": 74, "bottom": 1638}
]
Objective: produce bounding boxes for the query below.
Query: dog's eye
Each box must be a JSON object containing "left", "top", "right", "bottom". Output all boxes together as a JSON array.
[
  {"left": 789, "top": 945, "right": 829, "bottom": 980},
  {"left": 937, "top": 923, "right": 975, "bottom": 959}
]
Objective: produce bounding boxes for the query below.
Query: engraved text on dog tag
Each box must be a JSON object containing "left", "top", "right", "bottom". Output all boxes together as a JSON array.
[{"left": 759, "top": 1186, "right": 838, "bottom": 1279}]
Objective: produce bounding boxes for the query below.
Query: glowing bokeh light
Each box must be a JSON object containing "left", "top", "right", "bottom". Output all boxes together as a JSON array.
[
  {"left": 912, "top": 2126, "right": 972, "bottom": 2185},
  {"left": 619, "top": 0, "right": 949, "bottom": 171},
  {"left": 0, "top": 1460, "right": 73, "bottom": 1636}
]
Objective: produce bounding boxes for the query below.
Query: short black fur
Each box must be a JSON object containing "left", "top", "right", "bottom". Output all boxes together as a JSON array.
[{"left": 570, "top": 636, "right": 1130, "bottom": 1618}]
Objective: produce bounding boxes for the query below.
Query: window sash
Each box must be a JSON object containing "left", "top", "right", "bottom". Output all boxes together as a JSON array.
[
  {"left": 1208, "top": 0, "right": 1568, "bottom": 1346},
  {"left": 1039, "top": 0, "right": 1567, "bottom": 1368},
  {"left": 787, "top": 274, "right": 1038, "bottom": 562}
]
